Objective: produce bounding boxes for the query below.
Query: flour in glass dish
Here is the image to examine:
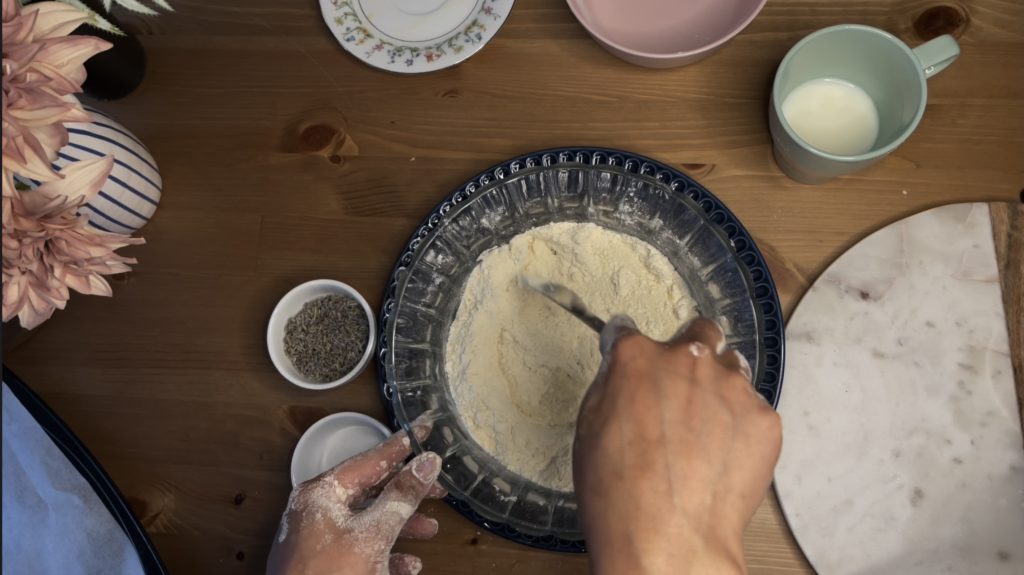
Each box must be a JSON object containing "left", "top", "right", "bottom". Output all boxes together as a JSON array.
[{"left": 445, "top": 222, "right": 697, "bottom": 491}]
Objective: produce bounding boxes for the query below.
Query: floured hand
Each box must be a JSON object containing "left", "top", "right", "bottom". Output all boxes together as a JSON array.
[{"left": 267, "top": 419, "right": 446, "bottom": 575}]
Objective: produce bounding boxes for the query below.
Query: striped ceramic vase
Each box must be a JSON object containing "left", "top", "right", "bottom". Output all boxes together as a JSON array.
[{"left": 53, "top": 106, "right": 162, "bottom": 234}]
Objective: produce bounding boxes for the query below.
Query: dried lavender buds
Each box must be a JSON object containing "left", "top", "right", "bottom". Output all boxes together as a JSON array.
[{"left": 284, "top": 294, "right": 369, "bottom": 383}]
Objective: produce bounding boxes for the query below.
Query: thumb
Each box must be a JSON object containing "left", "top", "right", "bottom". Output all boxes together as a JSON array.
[
  {"left": 586, "top": 314, "right": 638, "bottom": 413},
  {"left": 365, "top": 452, "right": 441, "bottom": 538},
  {"left": 599, "top": 314, "right": 637, "bottom": 357}
]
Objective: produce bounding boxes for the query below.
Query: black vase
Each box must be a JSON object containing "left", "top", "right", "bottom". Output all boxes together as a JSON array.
[{"left": 72, "top": 3, "right": 147, "bottom": 100}]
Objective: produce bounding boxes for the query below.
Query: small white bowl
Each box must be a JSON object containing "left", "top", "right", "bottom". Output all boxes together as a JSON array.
[
  {"left": 290, "top": 412, "right": 392, "bottom": 487},
  {"left": 267, "top": 279, "right": 376, "bottom": 390}
]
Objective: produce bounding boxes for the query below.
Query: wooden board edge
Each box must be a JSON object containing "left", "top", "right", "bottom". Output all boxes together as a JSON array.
[{"left": 989, "top": 201, "right": 1024, "bottom": 442}]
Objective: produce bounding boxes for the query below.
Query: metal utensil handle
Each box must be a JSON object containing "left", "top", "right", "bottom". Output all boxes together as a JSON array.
[{"left": 576, "top": 312, "right": 606, "bottom": 334}]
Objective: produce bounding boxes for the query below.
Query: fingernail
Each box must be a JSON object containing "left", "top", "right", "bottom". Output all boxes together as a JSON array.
[
  {"left": 412, "top": 423, "right": 431, "bottom": 442},
  {"left": 409, "top": 556, "right": 423, "bottom": 575},
  {"left": 412, "top": 452, "right": 441, "bottom": 483},
  {"left": 411, "top": 412, "right": 434, "bottom": 441},
  {"left": 688, "top": 342, "right": 706, "bottom": 357}
]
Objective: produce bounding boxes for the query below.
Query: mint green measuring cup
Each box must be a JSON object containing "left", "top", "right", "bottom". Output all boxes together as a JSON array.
[{"left": 769, "top": 24, "right": 960, "bottom": 184}]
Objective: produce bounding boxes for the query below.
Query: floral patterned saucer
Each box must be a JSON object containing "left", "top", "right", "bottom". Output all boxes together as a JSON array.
[{"left": 319, "top": 0, "right": 514, "bottom": 73}]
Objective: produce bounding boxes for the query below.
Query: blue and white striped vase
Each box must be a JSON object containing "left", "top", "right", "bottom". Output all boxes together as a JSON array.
[{"left": 54, "top": 106, "right": 162, "bottom": 234}]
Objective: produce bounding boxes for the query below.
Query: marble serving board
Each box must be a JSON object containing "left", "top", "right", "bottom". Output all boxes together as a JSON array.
[{"left": 775, "top": 202, "right": 1024, "bottom": 575}]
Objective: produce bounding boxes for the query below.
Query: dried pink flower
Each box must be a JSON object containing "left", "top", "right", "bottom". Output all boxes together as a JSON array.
[
  {"left": 2, "top": 0, "right": 111, "bottom": 182},
  {"left": 2, "top": 157, "right": 144, "bottom": 329}
]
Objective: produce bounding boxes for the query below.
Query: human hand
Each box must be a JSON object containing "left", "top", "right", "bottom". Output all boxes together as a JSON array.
[
  {"left": 574, "top": 317, "right": 782, "bottom": 575},
  {"left": 267, "top": 419, "right": 447, "bottom": 575}
]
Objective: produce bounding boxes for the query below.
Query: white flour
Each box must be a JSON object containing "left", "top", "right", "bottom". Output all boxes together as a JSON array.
[{"left": 445, "top": 222, "right": 697, "bottom": 491}]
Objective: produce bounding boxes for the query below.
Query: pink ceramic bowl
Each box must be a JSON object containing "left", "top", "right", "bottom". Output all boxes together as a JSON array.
[{"left": 566, "top": 0, "right": 767, "bottom": 68}]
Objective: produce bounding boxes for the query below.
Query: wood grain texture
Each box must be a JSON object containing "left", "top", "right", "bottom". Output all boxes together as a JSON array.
[
  {"left": 4, "top": 0, "right": 1024, "bottom": 573},
  {"left": 990, "top": 202, "right": 1024, "bottom": 437}
]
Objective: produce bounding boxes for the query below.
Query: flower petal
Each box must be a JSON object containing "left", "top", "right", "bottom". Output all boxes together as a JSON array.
[
  {"left": 21, "top": 2, "right": 90, "bottom": 41},
  {"left": 29, "top": 36, "right": 112, "bottom": 88},
  {"left": 37, "top": 155, "right": 113, "bottom": 203}
]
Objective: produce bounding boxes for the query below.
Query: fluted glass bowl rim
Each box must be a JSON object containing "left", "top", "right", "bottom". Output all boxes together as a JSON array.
[{"left": 377, "top": 147, "right": 786, "bottom": 552}]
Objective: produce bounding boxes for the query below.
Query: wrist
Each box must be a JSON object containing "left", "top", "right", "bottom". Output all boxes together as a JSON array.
[
  {"left": 590, "top": 533, "right": 746, "bottom": 575},
  {"left": 683, "top": 545, "right": 747, "bottom": 575}
]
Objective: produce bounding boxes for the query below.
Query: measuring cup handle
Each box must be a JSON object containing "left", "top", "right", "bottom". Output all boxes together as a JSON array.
[{"left": 913, "top": 34, "right": 960, "bottom": 79}]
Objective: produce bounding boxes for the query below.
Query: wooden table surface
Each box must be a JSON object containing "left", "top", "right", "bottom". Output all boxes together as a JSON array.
[{"left": 5, "top": 0, "right": 1023, "bottom": 573}]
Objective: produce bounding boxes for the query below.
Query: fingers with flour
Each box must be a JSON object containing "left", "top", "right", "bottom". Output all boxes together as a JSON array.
[
  {"left": 425, "top": 482, "right": 447, "bottom": 499},
  {"left": 672, "top": 317, "right": 755, "bottom": 383},
  {"left": 399, "top": 512, "right": 440, "bottom": 539},
  {"left": 670, "top": 317, "right": 726, "bottom": 351},
  {"left": 389, "top": 553, "right": 423, "bottom": 575},
  {"left": 328, "top": 418, "right": 433, "bottom": 500},
  {"left": 364, "top": 452, "right": 442, "bottom": 537},
  {"left": 353, "top": 477, "right": 446, "bottom": 508},
  {"left": 717, "top": 348, "right": 753, "bottom": 382}
]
